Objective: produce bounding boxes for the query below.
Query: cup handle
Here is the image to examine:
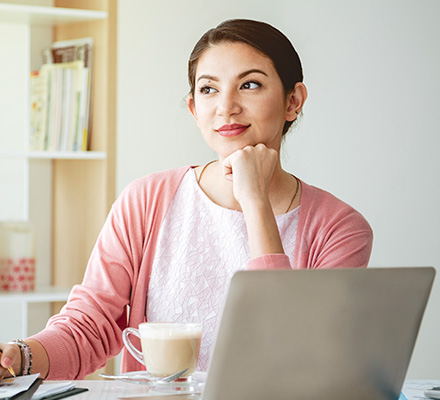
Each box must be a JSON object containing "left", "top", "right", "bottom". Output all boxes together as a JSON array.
[{"left": 122, "top": 327, "right": 144, "bottom": 365}]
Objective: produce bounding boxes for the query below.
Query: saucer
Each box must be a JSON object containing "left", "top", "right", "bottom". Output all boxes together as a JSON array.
[
  {"left": 113, "top": 371, "right": 207, "bottom": 394},
  {"left": 149, "top": 372, "right": 207, "bottom": 394}
]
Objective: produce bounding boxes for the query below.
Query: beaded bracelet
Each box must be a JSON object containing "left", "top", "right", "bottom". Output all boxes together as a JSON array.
[{"left": 8, "top": 340, "right": 32, "bottom": 376}]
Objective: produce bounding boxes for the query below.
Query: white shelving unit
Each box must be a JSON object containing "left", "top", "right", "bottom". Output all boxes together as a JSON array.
[
  {"left": 0, "top": 3, "right": 107, "bottom": 25},
  {"left": 0, "top": 151, "right": 107, "bottom": 160},
  {"left": 0, "top": 286, "right": 71, "bottom": 338},
  {"left": 0, "top": 3, "right": 108, "bottom": 340}
]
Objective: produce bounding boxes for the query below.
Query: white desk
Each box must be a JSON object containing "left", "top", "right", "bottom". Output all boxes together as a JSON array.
[
  {"left": 0, "top": 286, "right": 71, "bottom": 337},
  {"left": 53, "top": 380, "right": 200, "bottom": 399},
  {"left": 40, "top": 379, "right": 440, "bottom": 399}
]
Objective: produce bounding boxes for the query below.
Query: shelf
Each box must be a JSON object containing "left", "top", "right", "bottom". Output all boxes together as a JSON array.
[
  {"left": 0, "top": 3, "right": 107, "bottom": 25},
  {"left": 0, "top": 286, "right": 71, "bottom": 338},
  {"left": 0, "top": 286, "right": 71, "bottom": 303},
  {"left": 0, "top": 151, "right": 107, "bottom": 160},
  {"left": 0, "top": 0, "right": 116, "bottom": 374}
]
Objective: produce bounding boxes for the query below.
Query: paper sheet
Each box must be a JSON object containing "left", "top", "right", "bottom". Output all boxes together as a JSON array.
[
  {"left": 0, "top": 373, "right": 40, "bottom": 399},
  {"left": 402, "top": 380, "right": 440, "bottom": 400},
  {"left": 31, "top": 381, "right": 76, "bottom": 399}
]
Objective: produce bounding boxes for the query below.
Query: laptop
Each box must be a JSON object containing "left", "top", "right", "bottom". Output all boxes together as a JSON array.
[{"left": 142, "top": 267, "right": 435, "bottom": 400}]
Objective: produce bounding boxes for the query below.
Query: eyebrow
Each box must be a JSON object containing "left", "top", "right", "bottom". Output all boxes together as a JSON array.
[
  {"left": 196, "top": 69, "right": 269, "bottom": 83},
  {"left": 238, "top": 69, "right": 268, "bottom": 79}
]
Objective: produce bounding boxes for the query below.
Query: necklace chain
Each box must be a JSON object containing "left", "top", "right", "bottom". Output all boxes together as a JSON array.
[
  {"left": 197, "top": 160, "right": 216, "bottom": 184},
  {"left": 285, "top": 175, "right": 300, "bottom": 213},
  {"left": 198, "top": 161, "right": 300, "bottom": 214}
]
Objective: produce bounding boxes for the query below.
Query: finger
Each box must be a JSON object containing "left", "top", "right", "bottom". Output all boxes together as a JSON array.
[
  {"left": 222, "top": 164, "right": 233, "bottom": 181},
  {"left": 0, "top": 346, "right": 19, "bottom": 377},
  {"left": 0, "top": 348, "right": 14, "bottom": 369},
  {"left": 0, "top": 351, "right": 13, "bottom": 377},
  {"left": 221, "top": 156, "right": 234, "bottom": 180}
]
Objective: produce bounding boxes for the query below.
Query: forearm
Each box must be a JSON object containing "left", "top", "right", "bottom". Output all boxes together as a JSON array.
[
  {"left": 242, "top": 198, "right": 284, "bottom": 259},
  {"left": 26, "top": 339, "right": 49, "bottom": 379}
]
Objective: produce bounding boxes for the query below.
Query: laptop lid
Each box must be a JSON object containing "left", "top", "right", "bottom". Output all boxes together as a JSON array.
[{"left": 202, "top": 267, "right": 435, "bottom": 400}]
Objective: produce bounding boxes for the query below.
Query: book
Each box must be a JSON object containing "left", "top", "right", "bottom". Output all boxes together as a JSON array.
[
  {"left": 53, "top": 67, "right": 62, "bottom": 151},
  {"left": 40, "top": 64, "right": 56, "bottom": 151},
  {"left": 39, "top": 60, "right": 85, "bottom": 152},
  {"left": 47, "top": 37, "right": 92, "bottom": 69},
  {"left": 76, "top": 66, "right": 89, "bottom": 151},
  {"left": 59, "top": 67, "right": 71, "bottom": 151},
  {"left": 49, "top": 37, "right": 93, "bottom": 151},
  {"left": 29, "top": 70, "right": 48, "bottom": 151},
  {"left": 40, "top": 37, "right": 93, "bottom": 151}
]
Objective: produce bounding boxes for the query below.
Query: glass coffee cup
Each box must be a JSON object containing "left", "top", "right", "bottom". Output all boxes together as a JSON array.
[{"left": 122, "top": 322, "right": 202, "bottom": 379}]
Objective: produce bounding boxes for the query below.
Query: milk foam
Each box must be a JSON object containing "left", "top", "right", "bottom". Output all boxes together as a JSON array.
[{"left": 139, "top": 323, "right": 202, "bottom": 340}]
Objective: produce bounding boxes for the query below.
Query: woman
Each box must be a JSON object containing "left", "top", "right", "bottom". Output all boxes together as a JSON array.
[{"left": 0, "top": 19, "right": 373, "bottom": 380}]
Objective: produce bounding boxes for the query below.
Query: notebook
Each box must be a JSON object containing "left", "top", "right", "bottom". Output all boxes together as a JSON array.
[{"left": 134, "top": 267, "right": 435, "bottom": 400}]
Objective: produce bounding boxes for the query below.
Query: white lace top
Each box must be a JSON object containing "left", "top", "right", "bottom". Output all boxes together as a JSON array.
[{"left": 146, "top": 169, "right": 299, "bottom": 371}]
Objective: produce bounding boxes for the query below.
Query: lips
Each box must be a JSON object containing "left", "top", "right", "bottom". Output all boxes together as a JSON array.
[{"left": 216, "top": 124, "right": 250, "bottom": 137}]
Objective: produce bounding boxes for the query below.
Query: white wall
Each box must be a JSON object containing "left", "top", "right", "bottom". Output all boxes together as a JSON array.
[{"left": 117, "top": 0, "right": 440, "bottom": 378}]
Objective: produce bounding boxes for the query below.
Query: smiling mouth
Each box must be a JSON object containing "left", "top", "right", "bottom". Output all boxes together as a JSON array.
[{"left": 216, "top": 124, "right": 250, "bottom": 137}]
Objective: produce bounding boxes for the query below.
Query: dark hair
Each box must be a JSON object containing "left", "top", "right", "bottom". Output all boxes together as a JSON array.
[{"left": 188, "top": 19, "right": 304, "bottom": 135}]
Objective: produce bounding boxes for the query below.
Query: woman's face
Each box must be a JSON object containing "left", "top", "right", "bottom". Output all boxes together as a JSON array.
[{"left": 188, "top": 42, "right": 298, "bottom": 160}]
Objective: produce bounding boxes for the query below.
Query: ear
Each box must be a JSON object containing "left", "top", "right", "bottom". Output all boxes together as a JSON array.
[
  {"left": 285, "top": 82, "right": 308, "bottom": 122},
  {"left": 187, "top": 94, "right": 198, "bottom": 121}
]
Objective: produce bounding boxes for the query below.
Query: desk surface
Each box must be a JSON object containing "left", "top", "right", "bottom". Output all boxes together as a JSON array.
[
  {"left": 43, "top": 379, "right": 440, "bottom": 399},
  {"left": 51, "top": 380, "right": 201, "bottom": 399},
  {"left": 74, "top": 380, "right": 149, "bottom": 399}
]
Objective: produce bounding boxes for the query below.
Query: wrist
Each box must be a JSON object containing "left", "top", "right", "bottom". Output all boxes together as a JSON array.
[
  {"left": 8, "top": 340, "right": 32, "bottom": 376},
  {"left": 239, "top": 195, "right": 271, "bottom": 215}
]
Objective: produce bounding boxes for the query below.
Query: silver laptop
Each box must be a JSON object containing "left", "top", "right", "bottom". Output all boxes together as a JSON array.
[
  {"left": 149, "top": 268, "right": 435, "bottom": 400},
  {"left": 204, "top": 267, "right": 435, "bottom": 400}
]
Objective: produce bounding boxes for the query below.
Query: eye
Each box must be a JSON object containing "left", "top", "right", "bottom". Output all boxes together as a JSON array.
[
  {"left": 199, "top": 85, "right": 218, "bottom": 95},
  {"left": 241, "top": 80, "right": 261, "bottom": 90}
]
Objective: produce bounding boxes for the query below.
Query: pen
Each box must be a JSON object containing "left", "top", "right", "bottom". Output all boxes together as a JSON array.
[{"left": 0, "top": 349, "right": 16, "bottom": 377}]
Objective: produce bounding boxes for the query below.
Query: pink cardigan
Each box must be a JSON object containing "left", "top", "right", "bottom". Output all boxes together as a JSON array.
[{"left": 30, "top": 166, "right": 372, "bottom": 379}]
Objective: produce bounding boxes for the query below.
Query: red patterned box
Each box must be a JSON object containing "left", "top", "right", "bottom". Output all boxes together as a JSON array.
[{"left": 0, "top": 257, "right": 36, "bottom": 292}]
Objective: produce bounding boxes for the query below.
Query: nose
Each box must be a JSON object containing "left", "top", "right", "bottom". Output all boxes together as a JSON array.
[{"left": 216, "top": 89, "right": 242, "bottom": 117}]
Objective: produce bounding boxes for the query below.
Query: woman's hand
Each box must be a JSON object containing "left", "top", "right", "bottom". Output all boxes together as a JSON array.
[
  {"left": 0, "top": 343, "right": 21, "bottom": 378},
  {"left": 221, "top": 143, "right": 278, "bottom": 209},
  {"left": 222, "top": 144, "right": 285, "bottom": 259}
]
